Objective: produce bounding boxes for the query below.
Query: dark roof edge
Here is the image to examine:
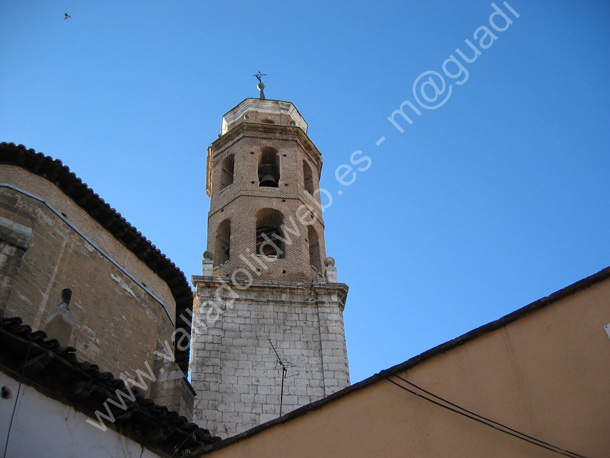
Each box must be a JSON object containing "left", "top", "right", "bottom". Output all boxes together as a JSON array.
[
  {"left": 0, "top": 142, "right": 192, "bottom": 373},
  {"left": 191, "top": 264, "right": 610, "bottom": 456},
  {"left": 0, "top": 316, "right": 220, "bottom": 456}
]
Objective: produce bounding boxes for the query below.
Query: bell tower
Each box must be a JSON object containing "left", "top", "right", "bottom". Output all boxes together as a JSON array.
[{"left": 191, "top": 84, "right": 350, "bottom": 437}]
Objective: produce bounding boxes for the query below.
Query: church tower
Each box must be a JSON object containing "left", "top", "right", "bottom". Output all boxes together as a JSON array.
[{"left": 191, "top": 83, "right": 350, "bottom": 437}]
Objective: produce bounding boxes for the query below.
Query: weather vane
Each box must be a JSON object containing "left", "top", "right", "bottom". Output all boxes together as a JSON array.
[{"left": 253, "top": 71, "right": 267, "bottom": 100}]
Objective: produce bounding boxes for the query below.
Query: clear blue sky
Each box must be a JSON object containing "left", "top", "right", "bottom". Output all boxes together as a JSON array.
[{"left": 1, "top": 1, "right": 609, "bottom": 384}]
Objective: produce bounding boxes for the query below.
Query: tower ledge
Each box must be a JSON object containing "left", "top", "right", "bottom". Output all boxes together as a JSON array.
[
  {"left": 221, "top": 99, "right": 308, "bottom": 135},
  {"left": 192, "top": 275, "right": 349, "bottom": 310}
]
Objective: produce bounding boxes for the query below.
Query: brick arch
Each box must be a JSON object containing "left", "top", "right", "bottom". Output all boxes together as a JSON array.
[
  {"left": 220, "top": 154, "right": 234, "bottom": 191},
  {"left": 308, "top": 225, "right": 322, "bottom": 275},
  {"left": 214, "top": 219, "right": 231, "bottom": 267},
  {"left": 303, "top": 160, "right": 314, "bottom": 195},
  {"left": 255, "top": 208, "right": 285, "bottom": 259},
  {"left": 258, "top": 147, "right": 279, "bottom": 188}
]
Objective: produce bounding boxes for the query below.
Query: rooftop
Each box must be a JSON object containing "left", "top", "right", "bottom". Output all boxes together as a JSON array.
[{"left": 0, "top": 316, "right": 221, "bottom": 456}]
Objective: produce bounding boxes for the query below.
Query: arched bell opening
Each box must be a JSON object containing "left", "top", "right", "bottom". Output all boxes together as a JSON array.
[
  {"left": 256, "top": 209, "right": 285, "bottom": 259},
  {"left": 258, "top": 147, "right": 280, "bottom": 188},
  {"left": 214, "top": 219, "right": 231, "bottom": 266},
  {"left": 308, "top": 226, "right": 322, "bottom": 274},
  {"left": 303, "top": 160, "right": 314, "bottom": 195},
  {"left": 220, "top": 154, "right": 234, "bottom": 190}
]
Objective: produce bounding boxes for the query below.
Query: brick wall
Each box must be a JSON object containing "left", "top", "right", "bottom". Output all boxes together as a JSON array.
[
  {"left": 207, "top": 122, "right": 326, "bottom": 283},
  {"left": 0, "top": 167, "right": 192, "bottom": 419}
]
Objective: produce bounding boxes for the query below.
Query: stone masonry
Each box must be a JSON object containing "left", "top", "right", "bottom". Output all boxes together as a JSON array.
[{"left": 191, "top": 276, "right": 349, "bottom": 437}]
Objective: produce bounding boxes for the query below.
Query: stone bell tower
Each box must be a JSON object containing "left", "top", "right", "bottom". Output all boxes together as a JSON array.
[{"left": 191, "top": 82, "right": 350, "bottom": 437}]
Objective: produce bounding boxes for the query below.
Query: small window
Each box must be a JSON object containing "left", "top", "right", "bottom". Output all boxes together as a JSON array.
[
  {"left": 258, "top": 147, "right": 280, "bottom": 188},
  {"left": 220, "top": 155, "right": 234, "bottom": 190},
  {"left": 256, "top": 209, "right": 285, "bottom": 258},
  {"left": 262, "top": 119, "right": 275, "bottom": 124},
  {"left": 303, "top": 160, "right": 314, "bottom": 195},
  {"left": 214, "top": 219, "right": 231, "bottom": 266}
]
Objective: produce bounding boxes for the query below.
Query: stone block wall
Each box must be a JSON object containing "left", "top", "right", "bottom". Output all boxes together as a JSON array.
[{"left": 190, "top": 277, "right": 349, "bottom": 437}]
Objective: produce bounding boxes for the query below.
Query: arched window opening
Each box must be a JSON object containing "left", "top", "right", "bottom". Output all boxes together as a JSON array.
[
  {"left": 308, "top": 226, "right": 322, "bottom": 274},
  {"left": 214, "top": 219, "right": 231, "bottom": 266},
  {"left": 256, "top": 209, "right": 285, "bottom": 258},
  {"left": 303, "top": 160, "right": 314, "bottom": 195},
  {"left": 220, "top": 155, "right": 234, "bottom": 190},
  {"left": 258, "top": 147, "right": 280, "bottom": 188}
]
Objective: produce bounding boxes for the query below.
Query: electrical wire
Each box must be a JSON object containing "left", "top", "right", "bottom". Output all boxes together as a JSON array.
[
  {"left": 393, "top": 374, "right": 587, "bottom": 457},
  {"left": 387, "top": 375, "right": 588, "bottom": 458}
]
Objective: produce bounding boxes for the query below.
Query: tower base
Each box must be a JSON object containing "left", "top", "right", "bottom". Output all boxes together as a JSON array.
[{"left": 190, "top": 275, "right": 349, "bottom": 437}]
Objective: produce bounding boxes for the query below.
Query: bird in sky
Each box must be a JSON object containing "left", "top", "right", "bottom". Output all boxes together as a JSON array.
[{"left": 64, "top": 13, "right": 71, "bottom": 20}]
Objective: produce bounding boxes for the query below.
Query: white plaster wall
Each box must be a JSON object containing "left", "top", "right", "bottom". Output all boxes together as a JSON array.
[{"left": 0, "top": 371, "right": 162, "bottom": 458}]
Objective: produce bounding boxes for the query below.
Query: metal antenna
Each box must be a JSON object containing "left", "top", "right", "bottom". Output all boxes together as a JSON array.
[{"left": 268, "top": 338, "right": 288, "bottom": 416}]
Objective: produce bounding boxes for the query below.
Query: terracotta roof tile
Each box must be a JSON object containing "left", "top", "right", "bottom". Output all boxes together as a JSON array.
[{"left": 0, "top": 316, "right": 221, "bottom": 457}]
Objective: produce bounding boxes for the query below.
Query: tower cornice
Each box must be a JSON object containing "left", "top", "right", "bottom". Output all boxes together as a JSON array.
[
  {"left": 192, "top": 275, "right": 349, "bottom": 309},
  {"left": 221, "top": 98, "right": 308, "bottom": 134},
  {"left": 211, "top": 121, "right": 321, "bottom": 159}
]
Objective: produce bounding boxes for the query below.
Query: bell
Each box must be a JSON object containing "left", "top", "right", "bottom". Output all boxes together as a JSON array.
[
  {"left": 258, "top": 164, "right": 279, "bottom": 187},
  {"left": 260, "top": 174, "right": 278, "bottom": 187}
]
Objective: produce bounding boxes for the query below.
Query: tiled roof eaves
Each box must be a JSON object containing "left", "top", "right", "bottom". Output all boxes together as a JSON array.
[
  {"left": 0, "top": 316, "right": 221, "bottom": 456},
  {"left": 0, "top": 142, "right": 192, "bottom": 373},
  {"left": 191, "top": 265, "right": 610, "bottom": 456}
]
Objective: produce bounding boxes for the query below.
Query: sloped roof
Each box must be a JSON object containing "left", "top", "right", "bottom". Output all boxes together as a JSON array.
[
  {"left": 0, "top": 316, "right": 221, "bottom": 457},
  {"left": 0, "top": 142, "right": 192, "bottom": 373}
]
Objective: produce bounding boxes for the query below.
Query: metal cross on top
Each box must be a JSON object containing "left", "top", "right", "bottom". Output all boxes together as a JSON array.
[
  {"left": 253, "top": 71, "right": 268, "bottom": 100},
  {"left": 253, "top": 71, "right": 267, "bottom": 83}
]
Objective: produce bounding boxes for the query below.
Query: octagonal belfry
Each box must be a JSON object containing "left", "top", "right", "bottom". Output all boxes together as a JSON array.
[{"left": 205, "top": 98, "right": 327, "bottom": 282}]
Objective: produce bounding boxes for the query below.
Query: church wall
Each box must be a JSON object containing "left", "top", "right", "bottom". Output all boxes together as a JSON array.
[
  {"left": 0, "top": 166, "right": 178, "bottom": 398},
  {"left": 0, "top": 166, "right": 176, "bottom": 311}
]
